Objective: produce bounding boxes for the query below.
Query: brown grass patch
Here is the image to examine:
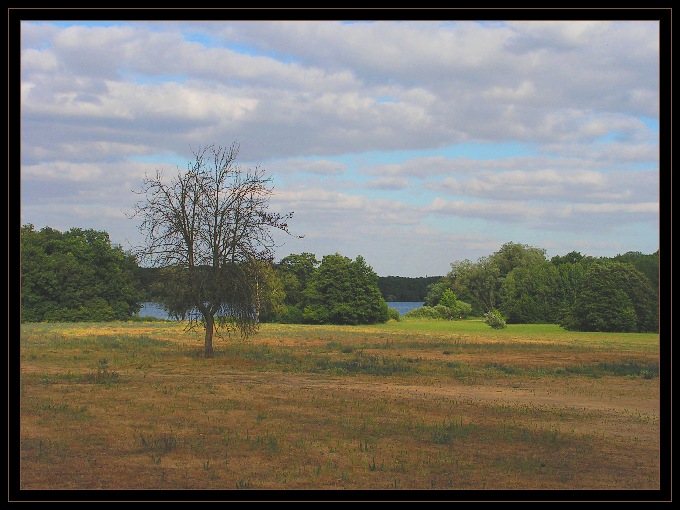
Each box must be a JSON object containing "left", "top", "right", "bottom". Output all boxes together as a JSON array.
[{"left": 18, "top": 320, "right": 661, "bottom": 492}]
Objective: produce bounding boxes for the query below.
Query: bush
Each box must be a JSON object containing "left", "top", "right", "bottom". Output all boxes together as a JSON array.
[
  {"left": 274, "top": 304, "right": 304, "bottom": 324},
  {"left": 404, "top": 306, "right": 442, "bottom": 320},
  {"left": 388, "top": 307, "right": 401, "bottom": 321},
  {"left": 433, "top": 304, "right": 453, "bottom": 319},
  {"left": 484, "top": 309, "right": 507, "bottom": 329},
  {"left": 453, "top": 301, "right": 473, "bottom": 318}
]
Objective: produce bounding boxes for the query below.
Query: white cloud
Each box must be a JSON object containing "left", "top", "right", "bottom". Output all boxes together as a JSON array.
[
  {"left": 366, "top": 177, "right": 410, "bottom": 190},
  {"left": 569, "top": 202, "right": 658, "bottom": 214},
  {"left": 17, "top": 19, "right": 662, "bottom": 276},
  {"left": 22, "top": 161, "right": 104, "bottom": 182},
  {"left": 21, "top": 48, "right": 59, "bottom": 72},
  {"left": 427, "top": 197, "right": 535, "bottom": 222},
  {"left": 483, "top": 80, "right": 537, "bottom": 101},
  {"left": 270, "top": 159, "right": 346, "bottom": 176}
]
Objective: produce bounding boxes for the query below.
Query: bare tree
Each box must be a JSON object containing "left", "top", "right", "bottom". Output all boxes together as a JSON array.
[{"left": 131, "top": 142, "right": 299, "bottom": 357}]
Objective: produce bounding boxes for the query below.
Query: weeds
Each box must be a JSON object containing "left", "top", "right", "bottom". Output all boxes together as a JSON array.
[
  {"left": 246, "top": 430, "right": 280, "bottom": 453},
  {"left": 80, "top": 358, "right": 120, "bottom": 384},
  {"left": 19, "top": 320, "right": 660, "bottom": 490},
  {"left": 367, "top": 456, "right": 384, "bottom": 471},
  {"left": 315, "top": 351, "right": 418, "bottom": 376},
  {"left": 137, "top": 431, "right": 178, "bottom": 454},
  {"left": 419, "top": 418, "right": 477, "bottom": 444},
  {"left": 20, "top": 437, "right": 68, "bottom": 461}
]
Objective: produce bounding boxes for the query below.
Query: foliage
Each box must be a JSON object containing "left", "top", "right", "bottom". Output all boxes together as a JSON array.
[
  {"left": 387, "top": 307, "right": 401, "bottom": 321},
  {"left": 377, "top": 275, "right": 442, "bottom": 302},
  {"left": 403, "top": 301, "right": 472, "bottom": 321},
  {"left": 483, "top": 309, "right": 507, "bottom": 329},
  {"left": 552, "top": 262, "right": 588, "bottom": 321},
  {"left": 301, "top": 254, "right": 389, "bottom": 325},
  {"left": 423, "top": 279, "right": 449, "bottom": 307},
  {"left": 433, "top": 304, "right": 453, "bottom": 319},
  {"left": 247, "top": 260, "right": 286, "bottom": 323},
  {"left": 21, "top": 224, "right": 144, "bottom": 322},
  {"left": 612, "top": 251, "right": 659, "bottom": 296},
  {"left": 403, "top": 306, "right": 444, "bottom": 320},
  {"left": 273, "top": 304, "right": 305, "bottom": 324},
  {"left": 563, "top": 261, "right": 658, "bottom": 333},
  {"left": 444, "top": 242, "right": 658, "bottom": 332},
  {"left": 131, "top": 142, "right": 298, "bottom": 357},
  {"left": 135, "top": 267, "right": 161, "bottom": 301},
  {"left": 498, "top": 261, "right": 559, "bottom": 324},
  {"left": 452, "top": 301, "right": 473, "bottom": 318},
  {"left": 439, "top": 288, "right": 458, "bottom": 309},
  {"left": 450, "top": 242, "right": 548, "bottom": 314},
  {"left": 550, "top": 250, "right": 594, "bottom": 267},
  {"left": 275, "top": 252, "right": 319, "bottom": 306},
  {"left": 449, "top": 258, "right": 499, "bottom": 313}
]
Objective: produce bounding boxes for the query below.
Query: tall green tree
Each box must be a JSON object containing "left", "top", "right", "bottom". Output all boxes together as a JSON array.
[
  {"left": 492, "top": 242, "right": 548, "bottom": 277},
  {"left": 21, "top": 224, "right": 144, "bottom": 322},
  {"left": 552, "top": 261, "right": 588, "bottom": 325},
  {"left": 448, "top": 242, "right": 547, "bottom": 314},
  {"left": 276, "top": 252, "right": 319, "bottom": 306},
  {"left": 449, "top": 258, "right": 498, "bottom": 313},
  {"left": 550, "top": 251, "right": 593, "bottom": 267},
  {"left": 272, "top": 252, "right": 319, "bottom": 323},
  {"left": 498, "top": 261, "right": 559, "bottom": 323},
  {"left": 250, "top": 260, "right": 286, "bottom": 323},
  {"left": 131, "top": 142, "right": 298, "bottom": 357},
  {"left": 439, "top": 288, "right": 458, "bottom": 309},
  {"left": 612, "top": 251, "right": 659, "bottom": 296},
  {"left": 379, "top": 275, "right": 442, "bottom": 302},
  {"left": 302, "top": 253, "right": 389, "bottom": 325},
  {"left": 564, "top": 260, "right": 658, "bottom": 332},
  {"left": 423, "top": 278, "right": 451, "bottom": 307}
]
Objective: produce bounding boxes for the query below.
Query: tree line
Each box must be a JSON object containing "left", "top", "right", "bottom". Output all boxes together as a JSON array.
[
  {"left": 378, "top": 275, "right": 443, "bottom": 302},
  {"left": 20, "top": 142, "right": 659, "bottom": 359},
  {"left": 138, "top": 266, "right": 440, "bottom": 304},
  {"left": 20, "top": 224, "right": 144, "bottom": 322},
  {"left": 420, "top": 242, "right": 658, "bottom": 333},
  {"left": 21, "top": 224, "right": 658, "bottom": 334},
  {"left": 19, "top": 225, "right": 390, "bottom": 325}
]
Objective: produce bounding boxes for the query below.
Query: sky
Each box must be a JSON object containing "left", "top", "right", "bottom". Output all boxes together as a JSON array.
[{"left": 17, "top": 14, "right": 663, "bottom": 277}]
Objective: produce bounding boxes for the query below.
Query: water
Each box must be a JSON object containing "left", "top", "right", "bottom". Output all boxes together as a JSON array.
[
  {"left": 386, "top": 302, "right": 424, "bottom": 315},
  {"left": 137, "top": 301, "right": 424, "bottom": 320},
  {"left": 137, "top": 302, "right": 173, "bottom": 319}
]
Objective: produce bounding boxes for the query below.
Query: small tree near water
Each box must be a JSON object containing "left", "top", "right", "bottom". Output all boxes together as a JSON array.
[{"left": 131, "top": 142, "right": 299, "bottom": 357}]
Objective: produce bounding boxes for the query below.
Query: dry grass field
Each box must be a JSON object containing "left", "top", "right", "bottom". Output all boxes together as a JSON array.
[{"left": 16, "top": 318, "right": 664, "bottom": 497}]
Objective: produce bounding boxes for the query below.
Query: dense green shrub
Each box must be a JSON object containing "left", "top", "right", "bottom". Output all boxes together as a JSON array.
[
  {"left": 453, "top": 301, "right": 473, "bottom": 318},
  {"left": 484, "top": 309, "right": 507, "bottom": 329},
  {"left": 404, "top": 306, "right": 442, "bottom": 320},
  {"left": 433, "top": 304, "right": 453, "bottom": 319},
  {"left": 273, "top": 304, "right": 304, "bottom": 324}
]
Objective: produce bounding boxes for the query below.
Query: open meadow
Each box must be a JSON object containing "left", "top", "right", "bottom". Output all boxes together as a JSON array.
[{"left": 17, "top": 318, "right": 661, "bottom": 493}]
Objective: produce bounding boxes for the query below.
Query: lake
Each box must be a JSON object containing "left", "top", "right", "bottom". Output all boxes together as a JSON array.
[
  {"left": 386, "top": 301, "right": 424, "bottom": 315},
  {"left": 136, "top": 301, "right": 424, "bottom": 320}
]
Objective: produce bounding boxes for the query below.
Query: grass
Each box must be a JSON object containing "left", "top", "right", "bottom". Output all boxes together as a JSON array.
[{"left": 17, "top": 318, "right": 661, "bottom": 491}]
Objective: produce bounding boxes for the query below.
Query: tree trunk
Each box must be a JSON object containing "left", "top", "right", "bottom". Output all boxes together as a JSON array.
[{"left": 204, "top": 314, "right": 214, "bottom": 358}]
